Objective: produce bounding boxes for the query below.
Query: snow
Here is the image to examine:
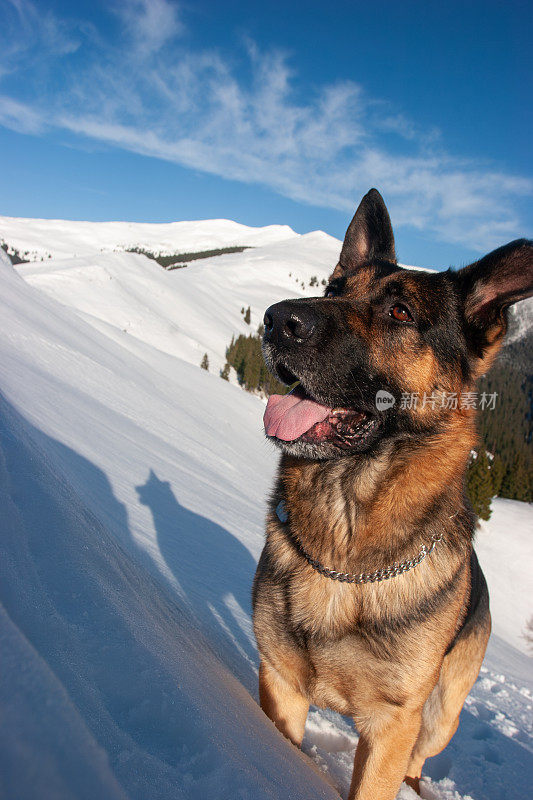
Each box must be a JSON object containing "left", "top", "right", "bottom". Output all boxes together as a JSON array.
[
  {"left": 0, "top": 256, "right": 337, "bottom": 800},
  {"left": 477, "top": 500, "right": 533, "bottom": 655},
  {"left": 15, "top": 231, "right": 341, "bottom": 375},
  {"left": 1, "top": 222, "right": 532, "bottom": 800},
  {"left": 0, "top": 215, "right": 298, "bottom": 260}
]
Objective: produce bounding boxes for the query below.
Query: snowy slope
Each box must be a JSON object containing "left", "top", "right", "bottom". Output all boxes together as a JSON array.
[
  {"left": 16, "top": 231, "right": 341, "bottom": 373},
  {"left": 12, "top": 217, "right": 531, "bottom": 387},
  {"left": 3, "top": 209, "right": 531, "bottom": 344},
  {"left": 1, "top": 227, "right": 532, "bottom": 800},
  {"left": 477, "top": 501, "right": 533, "bottom": 654},
  {"left": 0, "top": 256, "right": 338, "bottom": 800},
  {"left": 0, "top": 216, "right": 297, "bottom": 260}
]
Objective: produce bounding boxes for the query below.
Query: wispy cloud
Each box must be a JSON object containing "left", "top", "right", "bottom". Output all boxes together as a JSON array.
[
  {"left": 0, "top": 94, "right": 44, "bottom": 134},
  {"left": 111, "top": 0, "right": 183, "bottom": 55},
  {"left": 1, "top": 0, "right": 80, "bottom": 78},
  {"left": 0, "top": 0, "right": 530, "bottom": 251}
]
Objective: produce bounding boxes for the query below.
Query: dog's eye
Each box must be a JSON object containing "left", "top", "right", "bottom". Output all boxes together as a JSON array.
[{"left": 389, "top": 303, "right": 413, "bottom": 322}]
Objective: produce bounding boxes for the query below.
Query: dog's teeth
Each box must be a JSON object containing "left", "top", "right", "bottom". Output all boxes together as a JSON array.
[{"left": 337, "top": 423, "right": 351, "bottom": 435}]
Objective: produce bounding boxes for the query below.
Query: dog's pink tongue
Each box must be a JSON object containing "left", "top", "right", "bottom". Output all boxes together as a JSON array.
[{"left": 264, "top": 390, "right": 331, "bottom": 441}]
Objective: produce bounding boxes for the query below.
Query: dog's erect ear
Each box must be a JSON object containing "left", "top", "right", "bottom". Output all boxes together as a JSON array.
[
  {"left": 337, "top": 188, "right": 396, "bottom": 272},
  {"left": 456, "top": 238, "right": 533, "bottom": 355}
]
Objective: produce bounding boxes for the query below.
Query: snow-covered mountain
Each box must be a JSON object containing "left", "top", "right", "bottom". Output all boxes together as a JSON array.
[
  {"left": 14, "top": 230, "right": 341, "bottom": 375},
  {"left": 1, "top": 221, "right": 532, "bottom": 800},
  {"left": 4, "top": 214, "right": 531, "bottom": 360},
  {"left": 0, "top": 215, "right": 298, "bottom": 261}
]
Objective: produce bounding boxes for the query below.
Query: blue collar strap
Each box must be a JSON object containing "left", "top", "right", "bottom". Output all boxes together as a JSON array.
[{"left": 276, "top": 500, "right": 289, "bottom": 524}]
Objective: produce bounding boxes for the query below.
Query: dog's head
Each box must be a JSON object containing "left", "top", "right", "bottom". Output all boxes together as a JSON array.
[{"left": 262, "top": 189, "right": 533, "bottom": 459}]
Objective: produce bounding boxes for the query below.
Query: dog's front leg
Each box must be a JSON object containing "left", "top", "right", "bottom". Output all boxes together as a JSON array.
[
  {"left": 258, "top": 660, "right": 309, "bottom": 747},
  {"left": 348, "top": 709, "right": 422, "bottom": 800}
]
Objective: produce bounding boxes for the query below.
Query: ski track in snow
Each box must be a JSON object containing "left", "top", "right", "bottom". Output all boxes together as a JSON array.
[{"left": 0, "top": 228, "right": 531, "bottom": 800}]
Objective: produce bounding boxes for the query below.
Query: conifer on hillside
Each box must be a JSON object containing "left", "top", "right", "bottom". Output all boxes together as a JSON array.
[
  {"left": 220, "top": 363, "right": 230, "bottom": 381},
  {"left": 477, "top": 333, "right": 532, "bottom": 502},
  {"left": 490, "top": 454, "right": 505, "bottom": 498},
  {"left": 500, "top": 454, "right": 531, "bottom": 501},
  {"left": 512, "top": 455, "right": 531, "bottom": 502},
  {"left": 226, "top": 330, "right": 288, "bottom": 396},
  {"left": 200, "top": 353, "right": 209, "bottom": 371},
  {"left": 244, "top": 353, "right": 261, "bottom": 390},
  {"left": 466, "top": 449, "right": 493, "bottom": 520}
]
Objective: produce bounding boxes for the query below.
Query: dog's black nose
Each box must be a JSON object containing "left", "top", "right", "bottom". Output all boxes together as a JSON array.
[{"left": 263, "top": 301, "right": 317, "bottom": 344}]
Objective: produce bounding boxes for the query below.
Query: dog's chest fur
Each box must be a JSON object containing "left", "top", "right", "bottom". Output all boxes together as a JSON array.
[
  {"left": 253, "top": 449, "right": 471, "bottom": 716},
  {"left": 254, "top": 540, "right": 466, "bottom": 718}
]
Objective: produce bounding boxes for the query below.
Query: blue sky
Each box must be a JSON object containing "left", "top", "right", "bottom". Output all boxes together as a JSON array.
[{"left": 0, "top": 0, "right": 531, "bottom": 268}]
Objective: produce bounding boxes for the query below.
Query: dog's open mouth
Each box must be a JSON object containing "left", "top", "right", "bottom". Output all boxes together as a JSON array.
[{"left": 264, "top": 383, "right": 377, "bottom": 447}]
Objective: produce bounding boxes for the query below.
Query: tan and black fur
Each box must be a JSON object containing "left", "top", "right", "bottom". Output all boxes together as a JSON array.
[{"left": 252, "top": 190, "right": 533, "bottom": 799}]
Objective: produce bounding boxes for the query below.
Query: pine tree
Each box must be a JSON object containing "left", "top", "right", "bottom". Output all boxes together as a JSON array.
[
  {"left": 244, "top": 306, "right": 251, "bottom": 325},
  {"left": 200, "top": 353, "right": 209, "bottom": 371},
  {"left": 479, "top": 450, "right": 494, "bottom": 520},
  {"left": 225, "top": 331, "right": 289, "bottom": 396},
  {"left": 499, "top": 454, "right": 531, "bottom": 501},
  {"left": 244, "top": 351, "right": 261, "bottom": 390},
  {"left": 499, "top": 465, "right": 515, "bottom": 499},
  {"left": 232, "top": 336, "right": 247, "bottom": 383},
  {"left": 466, "top": 450, "right": 493, "bottom": 520},
  {"left": 220, "top": 363, "right": 230, "bottom": 381},
  {"left": 490, "top": 454, "right": 505, "bottom": 497},
  {"left": 511, "top": 454, "right": 531, "bottom": 502},
  {"left": 476, "top": 333, "right": 532, "bottom": 502}
]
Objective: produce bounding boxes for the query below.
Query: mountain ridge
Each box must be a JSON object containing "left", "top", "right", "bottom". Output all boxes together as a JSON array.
[{"left": 0, "top": 215, "right": 300, "bottom": 261}]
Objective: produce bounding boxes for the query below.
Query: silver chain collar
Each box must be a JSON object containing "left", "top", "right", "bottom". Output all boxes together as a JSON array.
[{"left": 275, "top": 500, "right": 443, "bottom": 584}]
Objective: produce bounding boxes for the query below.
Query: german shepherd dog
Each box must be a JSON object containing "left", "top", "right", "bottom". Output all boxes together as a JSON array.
[{"left": 252, "top": 189, "right": 533, "bottom": 800}]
